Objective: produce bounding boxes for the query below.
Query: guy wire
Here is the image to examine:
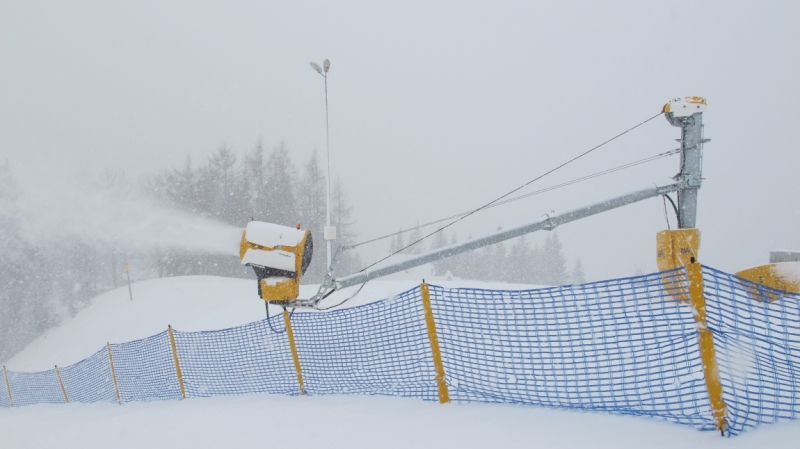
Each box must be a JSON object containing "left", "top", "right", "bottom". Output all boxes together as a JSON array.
[{"left": 350, "top": 112, "right": 664, "bottom": 275}]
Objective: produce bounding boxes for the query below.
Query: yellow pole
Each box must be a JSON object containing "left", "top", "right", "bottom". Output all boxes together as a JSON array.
[
  {"left": 3, "top": 366, "right": 13, "bottom": 407},
  {"left": 421, "top": 282, "right": 450, "bottom": 404},
  {"left": 55, "top": 365, "right": 69, "bottom": 403},
  {"left": 168, "top": 325, "right": 187, "bottom": 399},
  {"left": 687, "top": 262, "right": 727, "bottom": 434},
  {"left": 107, "top": 342, "right": 122, "bottom": 405},
  {"left": 283, "top": 309, "right": 305, "bottom": 395}
]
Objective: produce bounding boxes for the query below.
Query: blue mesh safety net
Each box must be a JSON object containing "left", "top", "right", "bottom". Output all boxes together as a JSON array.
[{"left": 2, "top": 266, "right": 798, "bottom": 437}]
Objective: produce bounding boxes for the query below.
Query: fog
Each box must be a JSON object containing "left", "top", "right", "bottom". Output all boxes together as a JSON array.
[{"left": 2, "top": 1, "right": 799, "bottom": 280}]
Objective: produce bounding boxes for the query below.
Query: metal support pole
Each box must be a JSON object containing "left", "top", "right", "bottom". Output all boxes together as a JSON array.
[
  {"left": 665, "top": 102, "right": 707, "bottom": 229},
  {"left": 325, "top": 72, "right": 332, "bottom": 270},
  {"left": 311, "top": 59, "right": 334, "bottom": 270},
  {"left": 334, "top": 183, "right": 680, "bottom": 291}
]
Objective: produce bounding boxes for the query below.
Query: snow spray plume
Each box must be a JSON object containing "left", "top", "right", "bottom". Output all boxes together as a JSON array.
[{"left": 9, "top": 176, "right": 242, "bottom": 256}]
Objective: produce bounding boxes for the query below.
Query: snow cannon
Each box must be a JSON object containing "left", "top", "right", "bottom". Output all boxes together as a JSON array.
[
  {"left": 735, "top": 251, "right": 800, "bottom": 302},
  {"left": 239, "top": 221, "right": 313, "bottom": 302}
]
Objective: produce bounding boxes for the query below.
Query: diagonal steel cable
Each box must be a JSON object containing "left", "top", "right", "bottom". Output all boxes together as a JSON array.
[{"left": 351, "top": 112, "right": 664, "bottom": 274}]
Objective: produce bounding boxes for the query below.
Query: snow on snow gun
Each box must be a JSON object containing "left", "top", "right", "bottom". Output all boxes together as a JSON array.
[{"left": 239, "top": 221, "right": 313, "bottom": 302}]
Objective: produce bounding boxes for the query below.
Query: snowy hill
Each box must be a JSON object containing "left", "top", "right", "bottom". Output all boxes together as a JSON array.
[
  {"left": 2, "top": 276, "right": 800, "bottom": 448},
  {"left": 4, "top": 275, "right": 528, "bottom": 372}
]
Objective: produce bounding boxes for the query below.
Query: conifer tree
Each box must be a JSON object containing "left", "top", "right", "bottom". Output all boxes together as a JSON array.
[
  {"left": 203, "top": 143, "right": 237, "bottom": 222},
  {"left": 430, "top": 228, "right": 450, "bottom": 276},
  {"left": 453, "top": 234, "right": 480, "bottom": 280},
  {"left": 263, "top": 142, "right": 298, "bottom": 227},
  {"left": 331, "top": 177, "right": 361, "bottom": 276},
  {"left": 506, "top": 236, "right": 532, "bottom": 283},
  {"left": 244, "top": 140, "right": 268, "bottom": 221},
  {"left": 571, "top": 258, "right": 586, "bottom": 284},
  {"left": 296, "top": 149, "right": 327, "bottom": 283},
  {"left": 541, "top": 232, "right": 569, "bottom": 285},
  {"left": 406, "top": 223, "right": 423, "bottom": 254},
  {"left": 390, "top": 228, "right": 405, "bottom": 254}
]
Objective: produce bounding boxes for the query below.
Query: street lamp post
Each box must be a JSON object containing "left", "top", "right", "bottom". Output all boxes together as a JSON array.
[{"left": 310, "top": 59, "right": 335, "bottom": 270}]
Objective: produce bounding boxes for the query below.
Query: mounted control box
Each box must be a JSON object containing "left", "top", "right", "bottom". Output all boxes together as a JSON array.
[{"left": 656, "top": 228, "right": 700, "bottom": 302}]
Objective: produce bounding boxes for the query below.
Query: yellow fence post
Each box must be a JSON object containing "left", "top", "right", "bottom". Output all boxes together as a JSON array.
[
  {"left": 3, "top": 366, "right": 13, "bottom": 407},
  {"left": 687, "top": 262, "right": 727, "bottom": 434},
  {"left": 107, "top": 342, "right": 122, "bottom": 405},
  {"left": 168, "top": 325, "right": 187, "bottom": 399},
  {"left": 54, "top": 365, "right": 69, "bottom": 403},
  {"left": 283, "top": 309, "right": 305, "bottom": 395},
  {"left": 420, "top": 282, "right": 450, "bottom": 404}
]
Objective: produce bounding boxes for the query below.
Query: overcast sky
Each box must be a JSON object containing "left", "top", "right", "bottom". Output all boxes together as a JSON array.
[{"left": 2, "top": 1, "right": 798, "bottom": 280}]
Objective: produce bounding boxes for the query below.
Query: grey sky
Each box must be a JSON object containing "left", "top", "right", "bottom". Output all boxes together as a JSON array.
[{"left": 2, "top": 1, "right": 798, "bottom": 280}]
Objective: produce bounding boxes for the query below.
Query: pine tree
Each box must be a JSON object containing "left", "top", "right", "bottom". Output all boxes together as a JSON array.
[
  {"left": 147, "top": 155, "right": 199, "bottom": 213},
  {"left": 390, "top": 229, "right": 405, "bottom": 253},
  {"left": 442, "top": 232, "right": 461, "bottom": 277},
  {"left": 204, "top": 143, "right": 238, "bottom": 223},
  {"left": 296, "top": 149, "right": 327, "bottom": 283},
  {"left": 406, "top": 223, "right": 423, "bottom": 254},
  {"left": 529, "top": 242, "right": 545, "bottom": 285},
  {"left": 570, "top": 258, "right": 586, "bottom": 284},
  {"left": 430, "top": 227, "right": 450, "bottom": 276},
  {"left": 244, "top": 140, "right": 268, "bottom": 221},
  {"left": 481, "top": 243, "right": 506, "bottom": 282},
  {"left": 541, "top": 232, "right": 569, "bottom": 285},
  {"left": 263, "top": 142, "right": 298, "bottom": 227},
  {"left": 506, "top": 236, "right": 532, "bottom": 283},
  {"left": 331, "top": 177, "right": 361, "bottom": 276},
  {"left": 453, "top": 234, "right": 481, "bottom": 280},
  {"left": 229, "top": 164, "right": 251, "bottom": 226}
]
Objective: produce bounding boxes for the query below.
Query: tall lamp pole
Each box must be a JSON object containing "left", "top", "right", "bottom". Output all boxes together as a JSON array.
[{"left": 310, "top": 59, "right": 335, "bottom": 269}]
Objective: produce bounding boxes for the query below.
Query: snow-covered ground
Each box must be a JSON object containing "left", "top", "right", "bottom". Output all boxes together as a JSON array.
[
  {"left": 3, "top": 275, "right": 800, "bottom": 448},
  {"left": 5, "top": 392, "right": 800, "bottom": 449},
  {"left": 4, "top": 274, "right": 503, "bottom": 372}
]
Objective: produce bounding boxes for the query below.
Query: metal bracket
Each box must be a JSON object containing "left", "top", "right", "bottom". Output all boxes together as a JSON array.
[
  {"left": 542, "top": 214, "right": 557, "bottom": 231},
  {"left": 266, "top": 245, "right": 345, "bottom": 309}
]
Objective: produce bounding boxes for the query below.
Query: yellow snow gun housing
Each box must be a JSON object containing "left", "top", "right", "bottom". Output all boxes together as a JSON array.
[
  {"left": 735, "top": 263, "right": 800, "bottom": 302},
  {"left": 239, "top": 221, "right": 313, "bottom": 302},
  {"left": 656, "top": 228, "right": 700, "bottom": 302}
]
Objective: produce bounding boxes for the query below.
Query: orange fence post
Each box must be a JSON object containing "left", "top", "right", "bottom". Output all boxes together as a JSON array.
[
  {"left": 687, "top": 262, "right": 727, "bottom": 434},
  {"left": 107, "top": 342, "right": 122, "bottom": 405},
  {"left": 421, "top": 282, "right": 450, "bottom": 404},
  {"left": 3, "top": 366, "right": 13, "bottom": 407},
  {"left": 55, "top": 365, "right": 69, "bottom": 403},
  {"left": 283, "top": 309, "right": 305, "bottom": 395},
  {"left": 168, "top": 325, "right": 187, "bottom": 399}
]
